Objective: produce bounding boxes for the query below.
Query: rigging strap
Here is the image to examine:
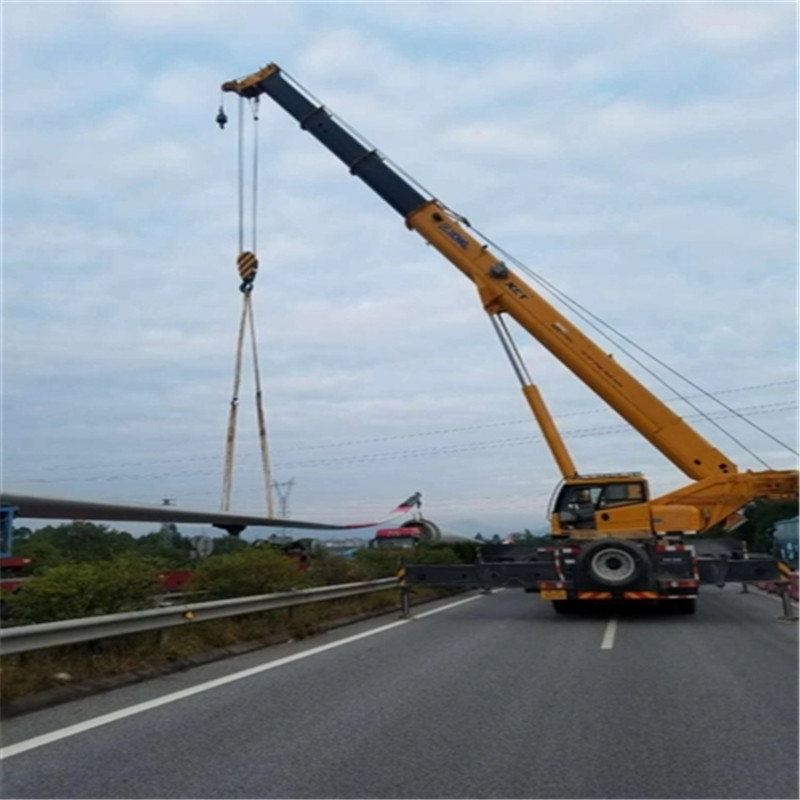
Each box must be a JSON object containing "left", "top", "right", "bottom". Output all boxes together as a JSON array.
[
  {"left": 220, "top": 97, "right": 275, "bottom": 515},
  {"left": 221, "top": 293, "right": 249, "bottom": 512}
]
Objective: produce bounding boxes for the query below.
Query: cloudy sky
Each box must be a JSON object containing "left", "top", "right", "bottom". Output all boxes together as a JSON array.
[{"left": 2, "top": 1, "right": 797, "bottom": 539}]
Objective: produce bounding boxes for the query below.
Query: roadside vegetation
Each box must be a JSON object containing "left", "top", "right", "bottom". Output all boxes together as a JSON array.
[
  {"left": 0, "top": 522, "right": 468, "bottom": 704},
  {"left": 3, "top": 501, "right": 792, "bottom": 706},
  {"left": 703, "top": 498, "right": 798, "bottom": 553},
  {"left": 5, "top": 558, "right": 158, "bottom": 624}
]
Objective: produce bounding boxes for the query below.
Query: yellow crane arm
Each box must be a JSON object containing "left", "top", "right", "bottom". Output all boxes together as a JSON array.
[
  {"left": 222, "top": 63, "right": 738, "bottom": 482},
  {"left": 222, "top": 63, "right": 798, "bottom": 526},
  {"left": 651, "top": 470, "right": 799, "bottom": 533},
  {"left": 406, "top": 203, "right": 737, "bottom": 481}
]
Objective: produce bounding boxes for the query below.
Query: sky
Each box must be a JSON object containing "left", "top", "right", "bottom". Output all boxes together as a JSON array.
[{"left": 2, "top": 1, "right": 798, "bottom": 540}]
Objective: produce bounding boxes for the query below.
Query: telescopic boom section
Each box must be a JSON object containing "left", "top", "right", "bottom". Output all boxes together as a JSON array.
[{"left": 222, "top": 64, "right": 738, "bottom": 482}]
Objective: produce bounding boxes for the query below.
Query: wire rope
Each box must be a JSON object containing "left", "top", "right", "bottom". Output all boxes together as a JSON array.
[{"left": 21, "top": 401, "right": 796, "bottom": 485}]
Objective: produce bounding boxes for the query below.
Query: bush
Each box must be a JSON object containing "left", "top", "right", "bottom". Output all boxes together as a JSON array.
[
  {"left": 6, "top": 558, "right": 158, "bottom": 624},
  {"left": 352, "top": 548, "right": 405, "bottom": 579},
  {"left": 350, "top": 543, "right": 475, "bottom": 579},
  {"left": 306, "top": 552, "right": 369, "bottom": 586},
  {"left": 187, "top": 547, "right": 305, "bottom": 599},
  {"left": 414, "top": 545, "right": 460, "bottom": 564},
  {"left": 450, "top": 541, "right": 480, "bottom": 563}
]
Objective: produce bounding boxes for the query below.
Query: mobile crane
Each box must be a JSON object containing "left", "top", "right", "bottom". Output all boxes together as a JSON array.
[{"left": 221, "top": 64, "right": 798, "bottom": 613}]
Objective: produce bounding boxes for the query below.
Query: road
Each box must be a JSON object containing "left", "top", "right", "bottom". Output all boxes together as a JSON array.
[{"left": 1, "top": 587, "right": 797, "bottom": 799}]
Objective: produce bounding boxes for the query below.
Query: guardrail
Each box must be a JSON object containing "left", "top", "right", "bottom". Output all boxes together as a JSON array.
[{"left": 0, "top": 578, "right": 398, "bottom": 656}]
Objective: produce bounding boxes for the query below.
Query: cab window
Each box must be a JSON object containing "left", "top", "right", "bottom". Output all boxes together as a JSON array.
[
  {"left": 598, "top": 482, "right": 645, "bottom": 508},
  {"left": 556, "top": 481, "right": 646, "bottom": 529}
]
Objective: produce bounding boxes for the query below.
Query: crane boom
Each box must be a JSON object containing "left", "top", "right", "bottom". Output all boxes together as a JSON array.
[{"left": 223, "top": 64, "right": 736, "bottom": 481}]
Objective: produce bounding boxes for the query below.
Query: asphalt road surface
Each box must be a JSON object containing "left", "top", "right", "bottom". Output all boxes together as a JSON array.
[{"left": 1, "top": 587, "right": 797, "bottom": 799}]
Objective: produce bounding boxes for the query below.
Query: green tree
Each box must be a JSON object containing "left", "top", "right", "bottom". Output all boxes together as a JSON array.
[
  {"left": 6, "top": 557, "right": 158, "bottom": 624},
  {"left": 208, "top": 536, "right": 249, "bottom": 556},
  {"left": 15, "top": 522, "right": 137, "bottom": 564},
  {"left": 306, "top": 550, "right": 368, "bottom": 585},
  {"left": 11, "top": 526, "right": 33, "bottom": 546},
  {"left": 353, "top": 542, "right": 475, "bottom": 580},
  {"left": 450, "top": 540, "right": 480, "bottom": 562},
  {"left": 741, "top": 500, "right": 799, "bottom": 554},
  {"left": 412, "top": 544, "right": 463, "bottom": 565},
  {"left": 188, "top": 546, "right": 304, "bottom": 599},
  {"left": 352, "top": 548, "right": 406, "bottom": 579},
  {"left": 133, "top": 531, "right": 193, "bottom": 568},
  {"left": 11, "top": 539, "right": 63, "bottom": 573}
]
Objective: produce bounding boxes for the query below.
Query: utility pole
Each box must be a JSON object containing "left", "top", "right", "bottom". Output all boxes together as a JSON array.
[
  {"left": 272, "top": 479, "right": 295, "bottom": 536},
  {"left": 272, "top": 479, "right": 295, "bottom": 519}
]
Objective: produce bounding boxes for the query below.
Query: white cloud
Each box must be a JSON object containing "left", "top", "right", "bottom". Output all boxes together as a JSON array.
[
  {"left": 583, "top": 94, "right": 792, "bottom": 145},
  {"left": 443, "top": 121, "right": 562, "bottom": 160},
  {"left": 105, "top": 2, "right": 234, "bottom": 32},
  {"left": 677, "top": 5, "right": 794, "bottom": 48}
]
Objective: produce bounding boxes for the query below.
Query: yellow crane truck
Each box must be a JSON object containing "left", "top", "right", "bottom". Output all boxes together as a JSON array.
[{"left": 221, "top": 64, "right": 798, "bottom": 614}]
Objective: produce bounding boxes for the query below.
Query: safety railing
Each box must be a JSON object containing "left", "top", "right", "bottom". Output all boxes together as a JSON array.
[{"left": 0, "top": 578, "right": 398, "bottom": 655}]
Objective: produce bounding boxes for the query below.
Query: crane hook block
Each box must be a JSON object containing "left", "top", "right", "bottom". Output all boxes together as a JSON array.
[
  {"left": 216, "top": 106, "right": 228, "bottom": 129},
  {"left": 237, "top": 251, "right": 258, "bottom": 291}
]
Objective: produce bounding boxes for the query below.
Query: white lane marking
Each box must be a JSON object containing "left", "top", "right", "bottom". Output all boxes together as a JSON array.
[
  {"left": 600, "top": 616, "right": 618, "bottom": 650},
  {"left": 0, "top": 593, "right": 487, "bottom": 759},
  {"left": 412, "top": 593, "right": 486, "bottom": 619}
]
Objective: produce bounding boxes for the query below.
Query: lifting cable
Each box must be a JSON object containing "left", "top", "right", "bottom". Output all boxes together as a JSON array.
[
  {"left": 467, "top": 224, "right": 797, "bottom": 468},
  {"left": 220, "top": 96, "right": 275, "bottom": 516}
]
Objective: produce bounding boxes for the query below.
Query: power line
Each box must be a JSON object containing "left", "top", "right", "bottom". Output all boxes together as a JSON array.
[
  {"left": 13, "top": 379, "right": 797, "bottom": 476},
  {"left": 16, "top": 400, "right": 796, "bottom": 484}
]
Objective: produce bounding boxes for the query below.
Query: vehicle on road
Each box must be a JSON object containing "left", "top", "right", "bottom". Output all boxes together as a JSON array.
[
  {"left": 370, "top": 519, "right": 472, "bottom": 550},
  {"left": 221, "top": 63, "right": 798, "bottom": 614}
]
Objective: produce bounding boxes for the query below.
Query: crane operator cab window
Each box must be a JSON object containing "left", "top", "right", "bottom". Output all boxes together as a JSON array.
[{"left": 555, "top": 481, "right": 647, "bottom": 529}]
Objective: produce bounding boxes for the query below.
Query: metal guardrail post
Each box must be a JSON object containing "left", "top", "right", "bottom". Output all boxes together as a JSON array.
[
  {"left": 777, "top": 581, "right": 798, "bottom": 622},
  {"left": 400, "top": 586, "right": 411, "bottom": 619},
  {"left": 397, "top": 565, "right": 411, "bottom": 619}
]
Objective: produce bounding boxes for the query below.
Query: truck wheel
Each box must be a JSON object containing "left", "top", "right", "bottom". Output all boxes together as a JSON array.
[{"left": 580, "top": 540, "right": 645, "bottom": 588}]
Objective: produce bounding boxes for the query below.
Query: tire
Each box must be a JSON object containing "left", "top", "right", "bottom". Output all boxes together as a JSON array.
[{"left": 579, "top": 540, "right": 646, "bottom": 588}]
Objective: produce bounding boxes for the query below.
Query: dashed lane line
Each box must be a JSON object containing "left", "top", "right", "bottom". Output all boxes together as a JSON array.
[{"left": 600, "top": 616, "right": 618, "bottom": 650}]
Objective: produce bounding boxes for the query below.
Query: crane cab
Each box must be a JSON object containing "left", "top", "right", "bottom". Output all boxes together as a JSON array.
[{"left": 550, "top": 475, "right": 652, "bottom": 538}]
